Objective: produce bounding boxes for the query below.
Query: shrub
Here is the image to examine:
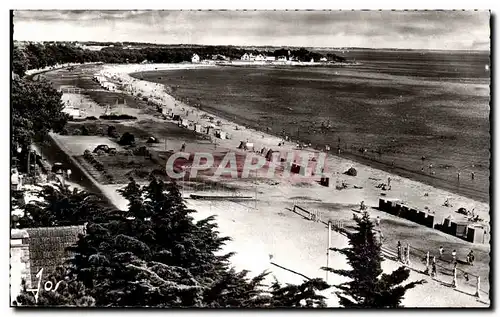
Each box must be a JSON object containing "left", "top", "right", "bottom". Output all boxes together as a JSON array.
[
  {"left": 81, "top": 126, "right": 89, "bottom": 136},
  {"left": 132, "top": 146, "right": 149, "bottom": 157},
  {"left": 100, "top": 114, "right": 137, "bottom": 120},
  {"left": 119, "top": 132, "right": 135, "bottom": 146},
  {"left": 108, "top": 126, "right": 119, "bottom": 138}
]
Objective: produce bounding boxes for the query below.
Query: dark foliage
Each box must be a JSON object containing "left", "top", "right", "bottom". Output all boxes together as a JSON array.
[
  {"left": 11, "top": 77, "right": 68, "bottom": 166},
  {"left": 99, "top": 114, "right": 137, "bottom": 120},
  {"left": 119, "top": 132, "right": 136, "bottom": 146},
  {"left": 12, "top": 42, "right": 346, "bottom": 78},
  {"left": 17, "top": 179, "right": 328, "bottom": 307},
  {"left": 322, "top": 211, "right": 425, "bottom": 307}
]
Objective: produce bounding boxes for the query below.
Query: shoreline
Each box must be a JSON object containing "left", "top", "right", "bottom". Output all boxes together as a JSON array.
[
  {"left": 96, "top": 63, "right": 490, "bottom": 219},
  {"left": 128, "top": 65, "right": 489, "bottom": 204}
]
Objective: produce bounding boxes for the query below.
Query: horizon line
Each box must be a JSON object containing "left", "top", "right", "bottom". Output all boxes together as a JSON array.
[{"left": 13, "top": 40, "right": 490, "bottom": 53}]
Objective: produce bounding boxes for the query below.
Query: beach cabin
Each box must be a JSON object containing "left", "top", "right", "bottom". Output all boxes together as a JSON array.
[
  {"left": 466, "top": 225, "right": 485, "bottom": 243},
  {"left": 179, "top": 119, "right": 189, "bottom": 128},
  {"left": 290, "top": 163, "right": 306, "bottom": 176},
  {"left": 215, "top": 130, "right": 227, "bottom": 139},
  {"left": 277, "top": 56, "right": 287, "bottom": 62},
  {"left": 193, "top": 123, "right": 203, "bottom": 133},
  {"left": 238, "top": 141, "right": 254, "bottom": 151},
  {"left": 191, "top": 54, "right": 200, "bottom": 64},
  {"left": 320, "top": 57, "right": 328, "bottom": 62},
  {"left": 442, "top": 215, "right": 453, "bottom": 233},
  {"left": 265, "top": 56, "right": 276, "bottom": 62},
  {"left": 265, "top": 149, "right": 280, "bottom": 162},
  {"left": 424, "top": 213, "right": 435, "bottom": 228}
]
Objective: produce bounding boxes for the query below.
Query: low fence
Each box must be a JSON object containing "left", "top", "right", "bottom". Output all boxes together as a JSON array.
[{"left": 291, "top": 204, "right": 489, "bottom": 302}]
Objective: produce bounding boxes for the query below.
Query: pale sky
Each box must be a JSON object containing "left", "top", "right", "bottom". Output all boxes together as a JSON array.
[{"left": 13, "top": 10, "right": 490, "bottom": 50}]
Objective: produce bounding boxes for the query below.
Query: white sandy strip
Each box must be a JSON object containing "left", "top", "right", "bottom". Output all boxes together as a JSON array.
[
  {"left": 93, "top": 64, "right": 490, "bottom": 307},
  {"left": 186, "top": 199, "right": 488, "bottom": 307},
  {"left": 97, "top": 63, "right": 489, "bottom": 224}
]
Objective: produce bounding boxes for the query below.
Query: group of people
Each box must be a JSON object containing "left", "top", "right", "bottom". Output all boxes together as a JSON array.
[{"left": 396, "top": 242, "right": 476, "bottom": 278}]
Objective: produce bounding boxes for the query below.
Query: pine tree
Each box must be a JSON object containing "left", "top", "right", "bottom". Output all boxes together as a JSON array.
[
  {"left": 322, "top": 211, "right": 425, "bottom": 307},
  {"left": 17, "top": 184, "right": 106, "bottom": 228},
  {"left": 17, "top": 178, "right": 330, "bottom": 307}
]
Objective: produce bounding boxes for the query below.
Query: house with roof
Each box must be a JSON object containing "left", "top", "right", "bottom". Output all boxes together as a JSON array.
[
  {"left": 241, "top": 53, "right": 256, "bottom": 61},
  {"left": 10, "top": 225, "right": 85, "bottom": 304},
  {"left": 254, "top": 54, "right": 265, "bottom": 61},
  {"left": 191, "top": 53, "right": 200, "bottom": 63}
]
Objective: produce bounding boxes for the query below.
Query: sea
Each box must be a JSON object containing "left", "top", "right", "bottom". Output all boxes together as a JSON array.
[{"left": 131, "top": 49, "right": 491, "bottom": 202}]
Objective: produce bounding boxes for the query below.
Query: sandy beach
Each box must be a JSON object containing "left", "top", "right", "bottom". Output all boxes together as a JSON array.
[{"left": 88, "top": 63, "right": 490, "bottom": 307}]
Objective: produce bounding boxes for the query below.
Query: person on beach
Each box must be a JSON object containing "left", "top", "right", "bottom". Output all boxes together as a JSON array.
[
  {"left": 471, "top": 171, "right": 475, "bottom": 180},
  {"left": 467, "top": 250, "right": 475, "bottom": 266},
  {"left": 431, "top": 260, "right": 437, "bottom": 278},
  {"left": 375, "top": 216, "right": 381, "bottom": 226},
  {"left": 397, "top": 241, "right": 402, "bottom": 261},
  {"left": 457, "top": 172, "right": 460, "bottom": 181},
  {"left": 452, "top": 249, "right": 457, "bottom": 263},
  {"left": 439, "top": 246, "right": 444, "bottom": 258}
]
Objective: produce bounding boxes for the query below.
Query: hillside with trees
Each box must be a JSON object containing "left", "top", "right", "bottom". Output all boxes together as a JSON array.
[{"left": 13, "top": 42, "right": 347, "bottom": 77}]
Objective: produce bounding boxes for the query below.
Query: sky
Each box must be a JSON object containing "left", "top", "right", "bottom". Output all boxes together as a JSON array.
[{"left": 13, "top": 10, "right": 490, "bottom": 50}]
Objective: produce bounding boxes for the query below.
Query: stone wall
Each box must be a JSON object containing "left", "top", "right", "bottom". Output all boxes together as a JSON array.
[{"left": 10, "top": 229, "right": 31, "bottom": 304}]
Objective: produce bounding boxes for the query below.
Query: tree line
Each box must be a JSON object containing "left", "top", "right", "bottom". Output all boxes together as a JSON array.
[
  {"left": 13, "top": 178, "right": 423, "bottom": 307},
  {"left": 13, "top": 42, "right": 347, "bottom": 77}
]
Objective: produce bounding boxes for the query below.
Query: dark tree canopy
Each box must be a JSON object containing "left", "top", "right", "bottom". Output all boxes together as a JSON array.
[
  {"left": 11, "top": 77, "right": 68, "bottom": 157},
  {"left": 16, "top": 179, "right": 329, "bottom": 307},
  {"left": 12, "top": 42, "right": 347, "bottom": 77}
]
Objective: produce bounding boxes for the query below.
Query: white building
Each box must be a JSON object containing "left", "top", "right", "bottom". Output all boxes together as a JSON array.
[
  {"left": 320, "top": 57, "right": 327, "bottom": 62},
  {"left": 241, "top": 53, "right": 250, "bottom": 61},
  {"left": 265, "top": 56, "right": 276, "bottom": 61},
  {"left": 191, "top": 53, "right": 200, "bottom": 63},
  {"left": 254, "top": 54, "right": 265, "bottom": 61},
  {"left": 277, "top": 56, "right": 287, "bottom": 62}
]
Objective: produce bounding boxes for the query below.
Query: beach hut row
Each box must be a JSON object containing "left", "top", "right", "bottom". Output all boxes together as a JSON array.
[
  {"left": 378, "top": 198, "right": 435, "bottom": 229},
  {"left": 379, "top": 198, "right": 486, "bottom": 244},
  {"left": 441, "top": 216, "right": 486, "bottom": 244}
]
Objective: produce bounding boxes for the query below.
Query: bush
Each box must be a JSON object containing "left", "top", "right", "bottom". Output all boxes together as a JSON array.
[
  {"left": 81, "top": 126, "right": 89, "bottom": 136},
  {"left": 119, "top": 132, "right": 135, "bottom": 146},
  {"left": 100, "top": 114, "right": 137, "bottom": 120},
  {"left": 132, "top": 146, "right": 150, "bottom": 157},
  {"left": 96, "top": 149, "right": 106, "bottom": 156},
  {"left": 85, "top": 116, "right": 98, "bottom": 120},
  {"left": 72, "top": 128, "right": 82, "bottom": 136},
  {"left": 108, "top": 126, "right": 119, "bottom": 138}
]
